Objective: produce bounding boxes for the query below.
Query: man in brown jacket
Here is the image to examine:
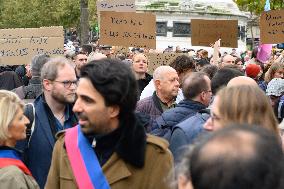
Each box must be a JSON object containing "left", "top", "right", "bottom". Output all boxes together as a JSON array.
[{"left": 45, "top": 59, "right": 173, "bottom": 189}]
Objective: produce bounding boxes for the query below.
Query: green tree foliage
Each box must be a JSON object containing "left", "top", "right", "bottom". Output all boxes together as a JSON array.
[
  {"left": 235, "top": 0, "right": 265, "bottom": 14},
  {"left": 271, "top": 0, "right": 284, "bottom": 9},
  {"left": 0, "top": 0, "right": 97, "bottom": 29},
  {"left": 235, "top": 0, "right": 284, "bottom": 14},
  {"left": 234, "top": 0, "right": 283, "bottom": 49}
]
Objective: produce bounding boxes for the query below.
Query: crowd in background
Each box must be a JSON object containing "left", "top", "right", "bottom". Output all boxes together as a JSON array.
[{"left": 1, "top": 36, "right": 284, "bottom": 189}]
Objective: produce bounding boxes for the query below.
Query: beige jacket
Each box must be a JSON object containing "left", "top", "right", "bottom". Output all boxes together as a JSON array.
[
  {"left": 0, "top": 165, "right": 39, "bottom": 189},
  {"left": 45, "top": 134, "right": 173, "bottom": 189}
]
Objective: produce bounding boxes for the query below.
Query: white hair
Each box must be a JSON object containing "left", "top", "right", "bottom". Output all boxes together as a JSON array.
[{"left": 153, "top": 66, "right": 177, "bottom": 81}]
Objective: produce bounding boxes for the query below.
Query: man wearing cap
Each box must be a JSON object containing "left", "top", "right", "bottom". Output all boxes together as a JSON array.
[
  {"left": 266, "top": 78, "right": 284, "bottom": 122},
  {"left": 100, "top": 45, "right": 112, "bottom": 58}
]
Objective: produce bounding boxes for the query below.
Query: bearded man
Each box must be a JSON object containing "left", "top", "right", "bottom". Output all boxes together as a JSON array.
[{"left": 19, "top": 57, "right": 78, "bottom": 188}]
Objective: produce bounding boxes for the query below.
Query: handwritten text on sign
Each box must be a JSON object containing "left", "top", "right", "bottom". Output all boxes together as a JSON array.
[
  {"left": 146, "top": 53, "right": 188, "bottom": 74},
  {"left": 191, "top": 19, "right": 238, "bottom": 48},
  {"left": 260, "top": 9, "right": 284, "bottom": 44},
  {"left": 100, "top": 11, "right": 156, "bottom": 49},
  {"left": 0, "top": 27, "right": 64, "bottom": 65},
  {"left": 97, "top": 0, "right": 135, "bottom": 12}
]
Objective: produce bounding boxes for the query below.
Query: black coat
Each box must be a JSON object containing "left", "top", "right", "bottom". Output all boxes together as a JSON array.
[{"left": 137, "top": 73, "right": 152, "bottom": 98}]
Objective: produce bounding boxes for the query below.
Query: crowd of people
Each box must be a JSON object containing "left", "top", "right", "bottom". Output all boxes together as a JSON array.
[{"left": 1, "top": 39, "right": 284, "bottom": 189}]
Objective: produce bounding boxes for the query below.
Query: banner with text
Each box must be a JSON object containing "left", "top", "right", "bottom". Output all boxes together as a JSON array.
[
  {"left": 100, "top": 11, "right": 156, "bottom": 49},
  {"left": 0, "top": 26, "right": 64, "bottom": 65},
  {"left": 97, "top": 0, "right": 136, "bottom": 12},
  {"left": 260, "top": 9, "right": 284, "bottom": 44},
  {"left": 146, "top": 53, "right": 188, "bottom": 74},
  {"left": 191, "top": 19, "right": 238, "bottom": 48}
]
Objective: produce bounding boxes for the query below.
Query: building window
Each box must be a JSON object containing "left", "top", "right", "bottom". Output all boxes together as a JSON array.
[
  {"left": 173, "top": 22, "right": 191, "bottom": 37},
  {"left": 238, "top": 26, "right": 246, "bottom": 41},
  {"left": 241, "top": 26, "right": 246, "bottom": 41},
  {"left": 156, "top": 22, "right": 168, "bottom": 36},
  {"left": 238, "top": 26, "right": 240, "bottom": 39}
]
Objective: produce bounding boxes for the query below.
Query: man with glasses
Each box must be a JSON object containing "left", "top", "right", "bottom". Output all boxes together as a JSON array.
[{"left": 20, "top": 57, "right": 78, "bottom": 188}]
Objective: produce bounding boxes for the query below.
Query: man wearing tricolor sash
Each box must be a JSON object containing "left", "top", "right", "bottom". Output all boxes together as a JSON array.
[{"left": 45, "top": 59, "right": 174, "bottom": 189}]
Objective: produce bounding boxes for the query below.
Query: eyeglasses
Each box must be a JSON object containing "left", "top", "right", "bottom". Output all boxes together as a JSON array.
[
  {"left": 53, "top": 80, "right": 78, "bottom": 88},
  {"left": 210, "top": 112, "right": 221, "bottom": 123}
]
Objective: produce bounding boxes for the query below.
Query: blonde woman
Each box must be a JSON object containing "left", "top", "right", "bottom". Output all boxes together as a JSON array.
[
  {"left": 0, "top": 90, "right": 39, "bottom": 189},
  {"left": 132, "top": 53, "right": 152, "bottom": 98}
]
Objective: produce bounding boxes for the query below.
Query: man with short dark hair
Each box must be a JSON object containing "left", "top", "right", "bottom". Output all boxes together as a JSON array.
[
  {"left": 189, "top": 125, "right": 284, "bottom": 189},
  {"left": 73, "top": 51, "right": 88, "bottom": 78},
  {"left": 45, "top": 59, "right": 173, "bottom": 189},
  {"left": 211, "top": 67, "right": 244, "bottom": 95},
  {"left": 81, "top": 44, "right": 93, "bottom": 56},
  {"left": 196, "top": 58, "right": 210, "bottom": 71},
  {"left": 152, "top": 72, "right": 212, "bottom": 140}
]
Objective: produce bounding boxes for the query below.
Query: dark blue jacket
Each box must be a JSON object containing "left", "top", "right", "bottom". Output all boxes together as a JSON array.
[
  {"left": 169, "top": 109, "right": 210, "bottom": 162},
  {"left": 151, "top": 99, "right": 207, "bottom": 140},
  {"left": 258, "top": 80, "right": 267, "bottom": 92},
  {"left": 17, "top": 95, "right": 77, "bottom": 189}
]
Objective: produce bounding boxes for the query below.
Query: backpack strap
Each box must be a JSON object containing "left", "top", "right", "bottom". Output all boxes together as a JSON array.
[{"left": 24, "top": 103, "right": 35, "bottom": 146}]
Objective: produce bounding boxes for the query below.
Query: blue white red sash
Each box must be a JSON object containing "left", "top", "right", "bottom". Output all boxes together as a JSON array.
[
  {"left": 65, "top": 125, "right": 110, "bottom": 189},
  {"left": 0, "top": 149, "right": 32, "bottom": 176}
]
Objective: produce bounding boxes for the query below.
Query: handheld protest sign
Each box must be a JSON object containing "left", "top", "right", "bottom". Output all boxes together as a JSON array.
[
  {"left": 146, "top": 53, "right": 188, "bottom": 74},
  {"left": 0, "top": 26, "right": 64, "bottom": 65},
  {"left": 260, "top": 9, "right": 284, "bottom": 44},
  {"left": 97, "top": 0, "right": 136, "bottom": 12},
  {"left": 191, "top": 19, "right": 238, "bottom": 48},
  {"left": 100, "top": 11, "right": 156, "bottom": 49}
]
